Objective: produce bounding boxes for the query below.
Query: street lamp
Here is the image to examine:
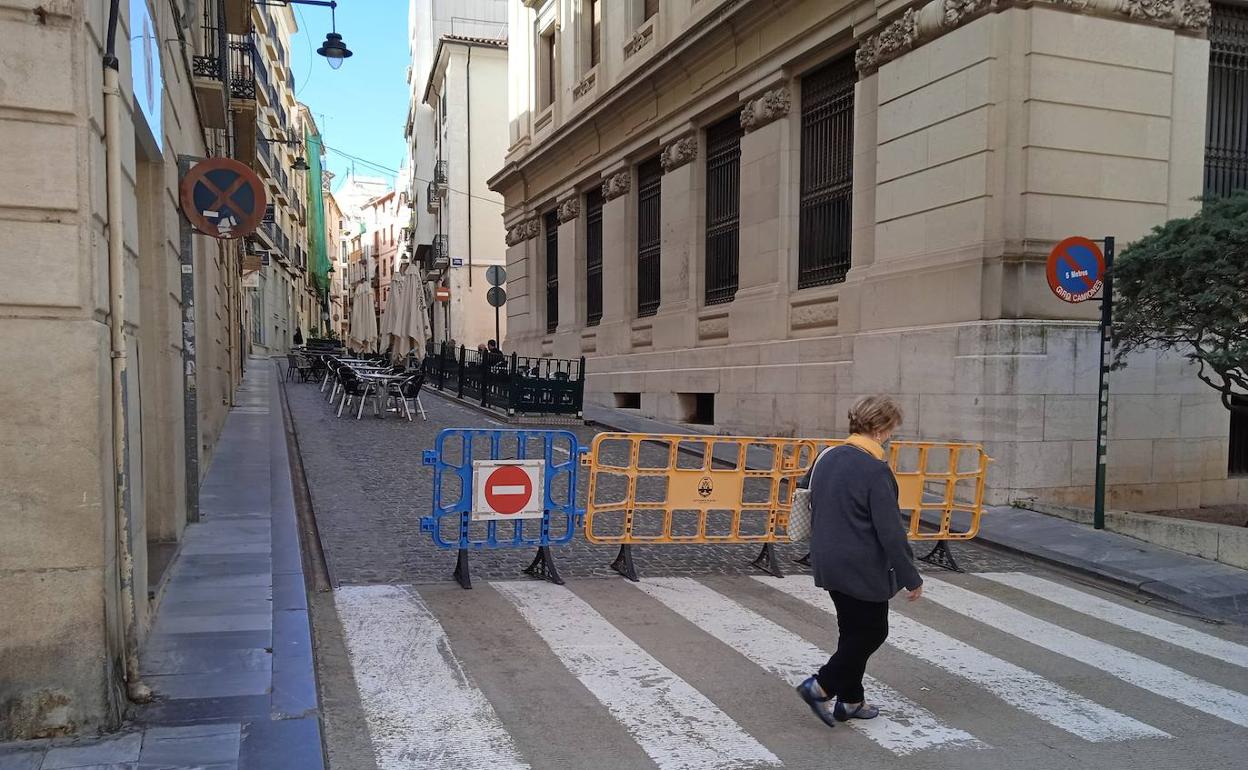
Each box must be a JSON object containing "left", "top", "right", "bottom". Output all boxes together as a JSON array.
[
  {"left": 292, "top": 156, "right": 310, "bottom": 171},
  {"left": 256, "top": 1, "right": 352, "bottom": 69}
]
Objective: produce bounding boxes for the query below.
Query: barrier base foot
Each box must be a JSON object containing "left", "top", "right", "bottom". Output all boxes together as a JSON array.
[
  {"left": 524, "top": 546, "right": 565, "bottom": 585},
  {"left": 795, "top": 552, "right": 812, "bottom": 567},
  {"left": 919, "top": 540, "right": 964, "bottom": 573},
  {"left": 453, "top": 548, "right": 473, "bottom": 589},
  {"left": 611, "top": 545, "right": 639, "bottom": 582},
  {"left": 750, "top": 542, "right": 784, "bottom": 578}
]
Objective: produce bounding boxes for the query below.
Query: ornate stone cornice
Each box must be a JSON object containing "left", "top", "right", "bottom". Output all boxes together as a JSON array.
[
  {"left": 505, "top": 218, "right": 540, "bottom": 247},
  {"left": 855, "top": 0, "right": 1210, "bottom": 74},
  {"left": 601, "top": 171, "right": 631, "bottom": 201},
  {"left": 556, "top": 196, "right": 580, "bottom": 223},
  {"left": 660, "top": 135, "right": 697, "bottom": 172},
  {"left": 740, "top": 87, "right": 791, "bottom": 133}
]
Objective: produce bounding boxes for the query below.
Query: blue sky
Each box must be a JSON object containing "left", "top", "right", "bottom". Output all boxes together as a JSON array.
[{"left": 290, "top": 0, "right": 409, "bottom": 188}]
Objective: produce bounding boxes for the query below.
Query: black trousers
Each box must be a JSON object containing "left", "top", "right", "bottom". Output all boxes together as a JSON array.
[{"left": 815, "top": 590, "right": 890, "bottom": 704}]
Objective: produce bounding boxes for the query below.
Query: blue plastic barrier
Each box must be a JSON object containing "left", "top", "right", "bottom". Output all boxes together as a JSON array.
[{"left": 421, "top": 428, "right": 585, "bottom": 588}]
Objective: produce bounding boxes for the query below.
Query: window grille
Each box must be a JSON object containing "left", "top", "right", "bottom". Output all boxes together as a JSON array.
[
  {"left": 799, "top": 55, "right": 856, "bottom": 288},
  {"left": 1207, "top": 5, "right": 1248, "bottom": 196},
  {"left": 545, "top": 211, "right": 559, "bottom": 334},
  {"left": 705, "top": 113, "right": 742, "bottom": 305},
  {"left": 637, "top": 157, "right": 662, "bottom": 317},
  {"left": 586, "top": 189, "right": 604, "bottom": 326}
]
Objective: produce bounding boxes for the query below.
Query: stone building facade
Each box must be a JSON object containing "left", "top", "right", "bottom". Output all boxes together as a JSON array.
[
  {"left": 490, "top": 0, "right": 1248, "bottom": 509},
  {"left": 0, "top": 0, "right": 247, "bottom": 738}
]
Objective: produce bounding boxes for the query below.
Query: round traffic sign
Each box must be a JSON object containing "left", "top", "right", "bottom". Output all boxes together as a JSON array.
[
  {"left": 483, "top": 465, "right": 534, "bottom": 515},
  {"left": 179, "top": 157, "right": 267, "bottom": 239},
  {"left": 486, "top": 265, "right": 507, "bottom": 287},
  {"left": 487, "top": 286, "right": 507, "bottom": 308},
  {"left": 1046, "top": 236, "right": 1105, "bottom": 303}
]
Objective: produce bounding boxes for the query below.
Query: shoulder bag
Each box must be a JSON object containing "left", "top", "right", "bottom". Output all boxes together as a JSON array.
[{"left": 787, "top": 446, "right": 836, "bottom": 542}]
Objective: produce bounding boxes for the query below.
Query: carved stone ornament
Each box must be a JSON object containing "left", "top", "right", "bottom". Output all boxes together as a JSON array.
[
  {"left": 1176, "top": 0, "right": 1212, "bottom": 28},
  {"left": 943, "top": 0, "right": 994, "bottom": 25},
  {"left": 505, "top": 218, "right": 540, "bottom": 247},
  {"left": 660, "top": 135, "right": 697, "bottom": 172},
  {"left": 1124, "top": 0, "right": 1176, "bottom": 22},
  {"left": 556, "top": 197, "right": 580, "bottom": 223},
  {"left": 855, "top": 8, "right": 919, "bottom": 72},
  {"left": 740, "top": 87, "right": 792, "bottom": 132},
  {"left": 601, "top": 171, "right": 631, "bottom": 201},
  {"left": 574, "top": 72, "right": 596, "bottom": 100},
  {"left": 855, "top": 0, "right": 1209, "bottom": 74},
  {"left": 624, "top": 25, "right": 654, "bottom": 59}
]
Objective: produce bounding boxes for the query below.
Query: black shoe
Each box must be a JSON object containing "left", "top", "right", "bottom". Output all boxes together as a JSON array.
[
  {"left": 796, "top": 677, "right": 836, "bottom": 728},
  {"left": 834, "top": 700, "right": 880, "bottom": 721}
]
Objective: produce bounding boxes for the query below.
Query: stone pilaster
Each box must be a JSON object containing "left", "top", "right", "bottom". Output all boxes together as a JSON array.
[
  {"left": 650, "top": 128, "right": 700, "bottom": 350},
  {"left": 503, "top": 215, "right": 541, "bottom": 348},
  {"left": 554, "top": 192, "right": 582, "bottom": 357},
  {"left": 597, "top": 166, "right": 634, "bottom": 355},
  {"left": 729, "top": 78, "right": 794, "bottom": 344}
]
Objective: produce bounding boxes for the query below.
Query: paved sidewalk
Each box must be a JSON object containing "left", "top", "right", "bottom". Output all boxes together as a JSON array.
[
  {"left": 588, "top": 403, "right": 1248, "bottom": 626},
  {"left": 0, "top": 360, "right": 324, "bottom": 770},
  {"left": 939, "top": 504, "right": 1248, "bottom": 626}
]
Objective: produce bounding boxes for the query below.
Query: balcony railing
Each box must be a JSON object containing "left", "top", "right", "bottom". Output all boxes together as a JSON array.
[
  {"left": 426, "top": 181, "right": 441, "bottom": 212},
  {"left": 431, "top": 234, "right": 449, "bottom": 268},
  {"left": 193, "top": 0, "right": 224, "bottom": 81},
  {"left": 227, "top": 36, "right": 256, "bottom": 101},
  {"left": 431, "top": 160, "right": 448, "bottom": 199}
]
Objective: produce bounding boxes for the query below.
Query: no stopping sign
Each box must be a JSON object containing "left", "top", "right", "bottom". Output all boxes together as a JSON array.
[{"left": 472, "top": 460, "right": 544, "bottom": 520}]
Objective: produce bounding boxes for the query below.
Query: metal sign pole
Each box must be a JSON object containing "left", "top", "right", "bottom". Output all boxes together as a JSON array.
[
  {"left": 1093, "top": 236, "right": 1115, "bottom": 530},
  {"left": 495, "top": 303, "right": 501, "bottom": 347}
]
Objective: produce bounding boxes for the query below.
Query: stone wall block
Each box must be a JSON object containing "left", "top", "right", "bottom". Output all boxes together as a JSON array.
[
  {"left": 1151, "top": 438, "right": 1206, "bottom": 483},
  {"left": 1110, "top": 395, "right": 1181, "bottom": 440},
  {"left": 899, "top": 329, "right": 956, "bottom": 395},
  {"left": 1012, "top": 440, "right": 1074, "bottom": 489},
  {"left": 1105, "top": 438, "right": 1157, "bottom": 485},
  {"left": 1043, "top": 394, "right": 1097, "bottom": 442},
  {"left": 850, "top": 333, "right": 901, "bottom": 393}
]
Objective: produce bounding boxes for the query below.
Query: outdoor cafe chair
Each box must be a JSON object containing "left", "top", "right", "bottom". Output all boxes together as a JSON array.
[
  {"left": 294, "top": 354, "right": 316, "bottom": 383},
  {"left": 327, "top": 362, "right": 350, "bottom": 405},
  {"left": 335, "top": 369, "right": 375, "bottom": 420},
  {"left": 386, "top": 373, "right": 427, "bottom": 422},
  {"left": 284, "top": 353, "right": 299, "bottom": 382}
]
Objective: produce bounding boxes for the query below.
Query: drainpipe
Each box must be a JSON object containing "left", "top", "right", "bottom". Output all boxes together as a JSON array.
[
  {"left": 466, "top": 46, "right": 473, "bottom": 289},
  {"left": 104, "top": 0, "right": 152, "bottom": 704}
]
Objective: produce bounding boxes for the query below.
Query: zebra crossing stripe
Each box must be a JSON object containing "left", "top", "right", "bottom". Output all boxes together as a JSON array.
[
  {"left": 634, "top": 577, "right": 985, "bottom": 755},
  {"left": 334, "top": 585, "right": 530, "bottom": 770},
  {"left": 492, "top": 581, "right": 781, "bottom": 770},
  {"left": 922, "top": 576, "right": 1248, "bottom": 729},
  {"left": 979, "top": 572, "right": 1248, "bottom": 671},
  {"left": 755, "top": 577, "right": 1168, "bottom": 742}
]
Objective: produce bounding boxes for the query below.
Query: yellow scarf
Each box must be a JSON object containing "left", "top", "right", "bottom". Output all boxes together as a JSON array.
[{"left": 845, "top": 433, "right": 885, "bottom": 460}]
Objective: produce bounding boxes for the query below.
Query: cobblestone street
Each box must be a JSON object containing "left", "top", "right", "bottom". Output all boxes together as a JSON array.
[{"left": 284, "top": 378, "right": 1024, "bottom": 586}]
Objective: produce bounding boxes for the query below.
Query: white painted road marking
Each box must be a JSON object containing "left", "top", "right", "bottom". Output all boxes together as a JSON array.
[
  {"left": 334, "top": 585, "right": 530, "bottom": 770},
  {"left": 492, "top": 581, "right": 780, "bottom": 770},
  {"left": 980, "top": 572, "right": 1248, "bottom": 671},
  {"left": 757, "top": 577, "right": 1169, "bottom": 743},
  {"left": 636, "top": 577, "right": 984, "bottom": 755},
  {"left": 922, "top": 576, "right": 1248, "bottom": 729}
]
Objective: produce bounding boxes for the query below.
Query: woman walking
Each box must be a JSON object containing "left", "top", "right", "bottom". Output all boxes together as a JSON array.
[{"left": 796, "top": 395, "right": 923, "bottom": 727}]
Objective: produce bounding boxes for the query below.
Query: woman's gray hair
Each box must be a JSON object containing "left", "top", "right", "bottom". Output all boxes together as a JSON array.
[{"left": 848, "top": 395, "right": 904, "bottom": 436}]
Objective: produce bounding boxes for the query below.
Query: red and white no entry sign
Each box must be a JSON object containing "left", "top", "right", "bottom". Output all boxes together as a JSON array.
[{"left": 472, "top": 460, "right": 544, "bottom": 520}]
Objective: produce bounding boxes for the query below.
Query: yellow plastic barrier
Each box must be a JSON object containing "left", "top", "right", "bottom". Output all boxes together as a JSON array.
[
  {"left": 583, "top": 433, "right": 816, "bottom": 546},
  {"left": 583, "top": 433, "right": 992, "bottom": 578}
]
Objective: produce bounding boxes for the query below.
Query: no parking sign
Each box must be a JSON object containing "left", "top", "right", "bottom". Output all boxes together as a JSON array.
[{"left": 1046, "top": 236, "right": 1105, "bottom": 303}]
